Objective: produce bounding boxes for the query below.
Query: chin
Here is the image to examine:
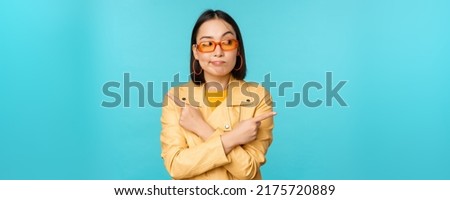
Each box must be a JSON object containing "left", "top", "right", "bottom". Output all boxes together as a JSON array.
[{"left": 206, "top": 68, "right": 233, "bottom": 77}]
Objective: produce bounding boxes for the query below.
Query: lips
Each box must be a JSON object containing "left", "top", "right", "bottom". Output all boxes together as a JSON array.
[{"left": 210, "top": 61, "right": 226, "bottom": 66}]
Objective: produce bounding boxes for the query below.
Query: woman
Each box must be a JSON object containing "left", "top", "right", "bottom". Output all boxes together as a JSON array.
[{"left": 160, "top": 9, "right": 276, "bottom": 180}]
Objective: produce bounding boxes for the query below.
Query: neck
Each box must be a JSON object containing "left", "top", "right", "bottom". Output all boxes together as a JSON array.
[{"left": 204, "top": 74, "right": 231, "bottom": 92}]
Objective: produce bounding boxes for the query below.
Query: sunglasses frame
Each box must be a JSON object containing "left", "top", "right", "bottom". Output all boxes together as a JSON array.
[{"left": 195, "top": 39, "right": 239, "bottom": 53}]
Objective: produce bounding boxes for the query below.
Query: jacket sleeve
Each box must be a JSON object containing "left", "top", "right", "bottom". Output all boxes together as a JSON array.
[
  {"left": 222, "top": 88, "right": 274, "bottom": 179},
  {"left": 160, "top": 90, "right": 231, "bottom": 179}
]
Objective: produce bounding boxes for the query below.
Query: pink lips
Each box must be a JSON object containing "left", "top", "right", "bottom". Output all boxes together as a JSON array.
[{"left": 210, "top": 61, "right": 225, "bottom": 66}]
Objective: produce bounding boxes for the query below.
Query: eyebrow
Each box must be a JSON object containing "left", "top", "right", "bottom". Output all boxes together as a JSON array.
[{"left": 198, "top": 31, "right": 234, "bottom": 41}]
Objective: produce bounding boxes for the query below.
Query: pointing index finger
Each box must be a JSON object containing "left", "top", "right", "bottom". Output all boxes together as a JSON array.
[{"left": 253, "top": 111, "right": 276, "bottom": 122}]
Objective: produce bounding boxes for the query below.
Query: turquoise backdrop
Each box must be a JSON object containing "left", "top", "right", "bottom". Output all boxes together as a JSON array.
[{"left": 1, "top": 0, "right": 449, "bottom": 179}]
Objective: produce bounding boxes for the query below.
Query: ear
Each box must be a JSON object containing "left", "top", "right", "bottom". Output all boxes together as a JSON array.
[{"left": 192, "top": 44, "right": 199, "bottom": 60}]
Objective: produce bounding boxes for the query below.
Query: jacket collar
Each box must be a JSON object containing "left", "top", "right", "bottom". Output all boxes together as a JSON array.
[{"left": 176, "top": 76, "right": 252, "bottom": 107}]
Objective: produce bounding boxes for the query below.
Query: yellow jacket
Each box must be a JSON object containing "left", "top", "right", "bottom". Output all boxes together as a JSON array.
[{"left": 160, "top": 77, "right": 274, "bottom": 180}]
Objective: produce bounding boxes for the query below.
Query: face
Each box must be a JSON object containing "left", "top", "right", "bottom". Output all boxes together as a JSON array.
[{"left": 192, "top": 19, "right": 238, "bottom": 81}]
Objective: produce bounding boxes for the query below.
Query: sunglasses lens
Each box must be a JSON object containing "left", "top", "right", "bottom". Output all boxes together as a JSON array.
[
  {"left": 196, "top": 39, "right": 239, "bottom": 52},
  {"left": 221, "top": 39, "right": 238, "bottom": 51},
  {"left": 197, "top": 41, "right": 215, "bottom": 52}
]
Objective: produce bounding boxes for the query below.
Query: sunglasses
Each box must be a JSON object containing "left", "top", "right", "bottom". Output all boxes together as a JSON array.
[{"left": 195, "top": 39, "right": 239, "bottom": 53}]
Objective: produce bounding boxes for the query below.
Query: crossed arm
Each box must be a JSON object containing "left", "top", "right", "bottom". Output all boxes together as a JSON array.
[{"left": 160, "top": 89, "right": 275, "bottom": 179}]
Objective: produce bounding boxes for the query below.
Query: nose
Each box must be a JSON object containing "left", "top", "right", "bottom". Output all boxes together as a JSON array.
[{"left": 212, "top": 43, "right": 224, "bottom": 57}]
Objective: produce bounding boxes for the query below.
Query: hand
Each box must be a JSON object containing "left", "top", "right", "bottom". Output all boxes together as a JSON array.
[
  {"left": 231, "top": 111, "right": 276, "bottom": 145},
  {"left": 221, "top": 111, "right": 276, "bottom": 154},
  {"left": 167, "top": 93, "right": 214, "bottom": 140}
]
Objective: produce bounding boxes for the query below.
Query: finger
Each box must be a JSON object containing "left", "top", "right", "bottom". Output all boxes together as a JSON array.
[
  {"left": 253, "top": 111, "right": 276, "bottom": 122},
  {"left": 167, "top": 93, "right": 185, "bottom": 107}
]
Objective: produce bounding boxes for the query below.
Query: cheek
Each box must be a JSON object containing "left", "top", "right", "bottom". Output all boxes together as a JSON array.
[
  {"left": 197, "top": 53, "right": 210, "bottom": 61},
  {"left": 225, "top": 52, "right": 238, "bottom": 66},
  {"left": 197, "top": 54, "right": 210, "bottom": 67}
]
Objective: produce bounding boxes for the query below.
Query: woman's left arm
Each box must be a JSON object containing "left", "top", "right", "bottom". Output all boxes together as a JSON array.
[{"left": 222, "top": 88, "right": 274, "bottom": 179}]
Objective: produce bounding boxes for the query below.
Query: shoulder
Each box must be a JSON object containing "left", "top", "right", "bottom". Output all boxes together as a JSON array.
[
  {"left": 238, "top": 80, "right": 271, "bottom": 97},
  {"left": 166, "top": 81, "right": 203, "bottom": 107},
  {"left": 229, "top": 79, "right": 272, "bottom": 107},
  {"left": 167, "top": 81, "right": 199, "bottom": 94}
]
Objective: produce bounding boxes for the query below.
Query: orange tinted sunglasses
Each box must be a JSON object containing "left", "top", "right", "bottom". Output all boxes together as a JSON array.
[{"left": 195, "top": 39, "right": 239, "bottom": 53}]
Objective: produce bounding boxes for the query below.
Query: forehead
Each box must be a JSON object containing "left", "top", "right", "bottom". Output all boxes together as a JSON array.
[{"left": 196, "top": 19, "right": 236, "bottom": 40}]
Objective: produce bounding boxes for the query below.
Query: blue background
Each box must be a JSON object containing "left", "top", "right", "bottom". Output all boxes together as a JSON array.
[{"left": 1, "top": 0, "right": 449, "bottom": 179}]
